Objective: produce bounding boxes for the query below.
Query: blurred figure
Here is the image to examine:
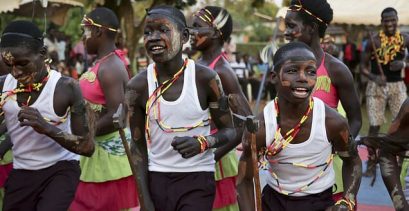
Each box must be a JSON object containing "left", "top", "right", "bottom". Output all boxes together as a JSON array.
[
  {"left": 322, "top": 35, "right": 340, "bottom": 58},
  {"left": 360, "top": 7, "right": 409, "bottom": 177}
]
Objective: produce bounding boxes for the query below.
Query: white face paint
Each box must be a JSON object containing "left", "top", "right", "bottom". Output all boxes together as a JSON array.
[{"left": 84, "top": 28, "right": 92, "bottom": 39}]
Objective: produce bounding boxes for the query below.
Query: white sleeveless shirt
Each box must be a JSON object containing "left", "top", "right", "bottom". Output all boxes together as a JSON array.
[
  {"left": 264, "top": 97, "right": 334, "bottom": 196},
  {"left": 2, "top": 70, "right": 79, "bottom": 170},
  {"left": 146, "top": 59, "right": 214, "bottom": 172}
]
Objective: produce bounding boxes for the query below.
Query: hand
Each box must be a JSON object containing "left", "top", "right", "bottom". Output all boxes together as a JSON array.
[
  {"left": 374, "top": 75, "right": 386, "bottom": 86},
  {"left": 171, "top": 136, "right": 201, "bottom": 159},
  {"left": 18, "top": 106, "right": 52, "bottom": 135},
  {"left": 389, "top": 60, "right": 405, "bottom": 71},
  {"left": 325, "top": 204, "right": 349, "bottom": 211}
]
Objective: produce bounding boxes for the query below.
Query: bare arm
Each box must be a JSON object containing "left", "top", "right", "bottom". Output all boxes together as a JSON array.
[
  {"left": 96, "top": 57, "right": 129, "bottom": 136},
  {"left": 126, "top": 74, "right": 155, "bottom": 211},
  {"left": 18, "top": 78, "right": 95, "bottom": 156},
  {"left": 213, "top": 63, "right": 252, "bottom": 160},
  {"left": 326, "top": 106, "right": 362, "bottom": 209},
  {"left": 328, "top": 55, "right": 362, "bottom": 138}
]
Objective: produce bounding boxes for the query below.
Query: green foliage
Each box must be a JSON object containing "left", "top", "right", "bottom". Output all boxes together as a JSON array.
[
  {"left": 60, "top": 8, "right": 84, "bottom": 43},
  {"left": 236, "top": 42, "right": 268, "bottom": 57},
  {"left": 225, "top": 0, "right": 278, "bottom": 42}
]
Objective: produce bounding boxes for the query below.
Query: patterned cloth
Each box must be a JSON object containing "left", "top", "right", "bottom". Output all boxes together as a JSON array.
[{"left": 366, "top": 81, "right": 407, "bottom": 126}]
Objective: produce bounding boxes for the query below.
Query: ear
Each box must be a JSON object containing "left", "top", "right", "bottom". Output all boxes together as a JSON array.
[
  {"left": 39, "top": 46, "right": 47, "bottom": 58},
  {"left": 182, "top": 28, "right": 189, "bottom": 44},
  {"left": 270, "top": 69, "right": 278, "bottom": 84},
  {"left": 94, "top": 27, "right": 103, "bottom": 38},
  {"left": 309, "top": 22, "right": 319, "bottom": 35}
]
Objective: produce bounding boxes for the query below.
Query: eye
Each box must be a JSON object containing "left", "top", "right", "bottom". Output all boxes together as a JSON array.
[
  {"left": 306, "top": 68, "right": 316, "bottom": 75},
  {"left": 286, "top": 68, "right": 298, "bottom": 73},
  {"left": 160, "top": 27, "right": 170, "bottom": 33},
  {"left": 143, "top": 30, "right": 152, "bottom": 36}
]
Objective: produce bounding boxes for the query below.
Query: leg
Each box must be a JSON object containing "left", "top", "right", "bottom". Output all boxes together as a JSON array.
[
  {"left": 174, "top": 172, "right": 215, "bottom": 211},
  {"left": 3, "top": 169, "right": 38, "bottom": 211},
  {"left": 149, "top": 172, "right": 170, "bottom": 211},
  {"left": 379, "top": 149, "right": 409, "bottom": 211},
  {"left": 365, "top": 82, "right": 387, "bottom": 177},
  {"left": 36, "top": 160, "right": 80, "bottom": 211},
  {"left": 261, "top": 185, "right": 285, "bottom": 211}
]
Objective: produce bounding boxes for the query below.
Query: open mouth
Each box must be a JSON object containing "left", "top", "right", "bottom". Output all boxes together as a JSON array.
[
  {"left": 292, "top": 87, "right": 310, "bottom": 98},
  {"left": 149, "top": 45, "right": 166, "bottom": 55}
]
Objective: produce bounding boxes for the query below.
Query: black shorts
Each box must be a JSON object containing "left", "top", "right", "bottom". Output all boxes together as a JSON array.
[
  {"left": 262, "top": 185, "right": 334, "bottom": 211},
  {"left": 3, "top": 160, "right": 80, "bottom": 211},
  {"left": 149, "top": 171, "right": 215, "bottom": 211}
]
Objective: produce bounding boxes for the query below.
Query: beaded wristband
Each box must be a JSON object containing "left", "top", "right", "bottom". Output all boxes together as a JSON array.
[{"left": 335, "top": 198, "right": 355, "bottom": 211}]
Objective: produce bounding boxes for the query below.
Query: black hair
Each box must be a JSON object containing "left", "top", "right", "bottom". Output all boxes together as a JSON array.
[
  {"left": 273, "top": 41, "right": 314, "bottom": 72},
  {"left": 0, "top": 20, "right": 44, "bottom": 52},
  {"left": 88, "top": 7, "right": 119, "bottom": 39},
  {"left": 381, "top": 7, "right": 398, "bottom": 18},
  {"left": 290, "top": 0, "right": 333, "bottom": 38},
  {"left": 147, "top": 5, "right": 187, "bottom": 31},
  {"left": 203, "top": 6, "right": 233, "bottom": 42}
]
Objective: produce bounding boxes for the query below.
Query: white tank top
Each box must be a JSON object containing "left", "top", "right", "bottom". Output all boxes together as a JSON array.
[
  {"left": 146, "top": 59, "right": 214, "bottom": 172},
  {"left": 264, "top": 97, "right": 334, "bottom": 196},
  {"left": 2, "top": 70, "right": 79, "bottom": 170}
]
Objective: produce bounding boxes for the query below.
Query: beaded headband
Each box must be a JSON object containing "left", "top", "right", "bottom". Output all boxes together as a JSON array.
[
  {"left": 288, "top": 0, "right": 328, "bottom": 26},
  {"left": 80, "top": 15, "right": 119, "bottom": 32}
]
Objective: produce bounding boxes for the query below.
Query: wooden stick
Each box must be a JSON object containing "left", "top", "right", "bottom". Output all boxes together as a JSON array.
[
  {"left": 250, "top": 132, "right": 262, "bottom": 211},
  {"left": 113, "top": 104, "right": 139, "bottom": 194},
  {"left": 369, "top": 32, "right": 385, "bottom": 78}
]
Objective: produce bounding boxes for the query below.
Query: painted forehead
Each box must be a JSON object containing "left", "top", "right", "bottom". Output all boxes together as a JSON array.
[
  {"left": 145, "top": 14, "right": 181, "bottom": 29},
  {"left": 285, "top": 10, "right": 303, "bottom": 22}
]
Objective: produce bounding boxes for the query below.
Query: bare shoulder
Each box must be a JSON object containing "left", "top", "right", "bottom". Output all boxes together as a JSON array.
[
  {"left": 213, "top": 59, "right": 237, "bottom": 80},
  {"left": 195, "top": 62, "right": 217, "bottom": 82},
  {"left": 325, "top": 53, "right": 354, "bottom": 84},
  {"left": 98, "top": 55, "right": 128, "bottom": 81},
  {"left": 127, "top": 70, "right": 148, "bottom": 92},
  {"left": 325, "top": 104, "right": 349, "bottom": 137},
  {"left": 56, "top": 75, "right": 79, "bottom": 93}
]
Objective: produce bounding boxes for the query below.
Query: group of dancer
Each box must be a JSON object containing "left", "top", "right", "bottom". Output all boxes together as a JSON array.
[{"left": 0, "top": 0, "right": 407, "bottom": 211}]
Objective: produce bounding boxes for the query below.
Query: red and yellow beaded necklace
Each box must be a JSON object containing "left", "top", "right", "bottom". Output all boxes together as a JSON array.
[
  {"left": 0, "top": 67, "right": 68, "bottom": 125},
  {"left": 258, "top": 97, "right": 334, "bottom": 195},
  {"left": 145, "top": 59, "right": 210, "bottom": 143}
]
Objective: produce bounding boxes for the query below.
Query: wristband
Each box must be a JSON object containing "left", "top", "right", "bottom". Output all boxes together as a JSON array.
[{"left": 335, "top": 198, "right": 355, "bottom": 211}]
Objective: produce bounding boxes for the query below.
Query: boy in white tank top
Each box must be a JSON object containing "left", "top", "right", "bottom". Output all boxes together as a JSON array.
[
  {"left": 126, "top": 5, "right": 239, "bottom": 211},
  {"left": 237, "top": 42, "right": 362, "bottom": 211},
  {"left": 0, "top": 21, "right": 95, "bottom": 210}
]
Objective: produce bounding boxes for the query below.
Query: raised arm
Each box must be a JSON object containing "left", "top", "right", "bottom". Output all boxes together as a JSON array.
[
  {"left": 126, "top": 74, "right": 155, "bottom": 211},
  {"left": 18, "top": 78, "right": 95, "bottom": 156},
  {"left": 326, "top": 106, "right": 362, "bottom": 210}
]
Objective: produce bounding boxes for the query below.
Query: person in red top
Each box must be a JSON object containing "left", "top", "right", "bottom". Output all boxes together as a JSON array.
[
  {"left": 284, "top": 0, "right": 362, "bottom": 204},
  {"left": 69, "top": 7, "right": 138, "bottom": 211},
  {"left": 189, "top": 6, "right": 252, "bottom": 211}
]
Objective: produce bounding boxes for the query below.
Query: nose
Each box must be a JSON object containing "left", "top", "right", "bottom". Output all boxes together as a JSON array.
[{"left": 298, "top": 70, "right": 307, "bottom": 82}]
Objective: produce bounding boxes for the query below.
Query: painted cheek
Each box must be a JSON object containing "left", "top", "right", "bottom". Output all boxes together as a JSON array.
[
  {"left": 84, "top": 28, "right": 92, "bottom": 39},
  {"left": 307, "top": 78, "right": 315, "bottom": 87},
  {"left": 195, "top": 36, "right": 207, "bottom": 47},
  {"left": 281, "top": 80, "right": 291, "bottom": 87}
]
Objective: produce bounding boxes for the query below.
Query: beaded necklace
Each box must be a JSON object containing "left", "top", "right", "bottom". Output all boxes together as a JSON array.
[
  {"left": 376, "top": 30, "right": 404, "bottom": 65},
  {"left": 266, "top": 97, "right": 314, "bottom": 156},
  {"left": 145, "top": 59, "right": 210, "bottom": 143},
  {"left": 0, "top": 67, "right": 68, "bottom": 125},
  {"left": 258, "top": 97, "right": 334, "bottom": 195}
]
